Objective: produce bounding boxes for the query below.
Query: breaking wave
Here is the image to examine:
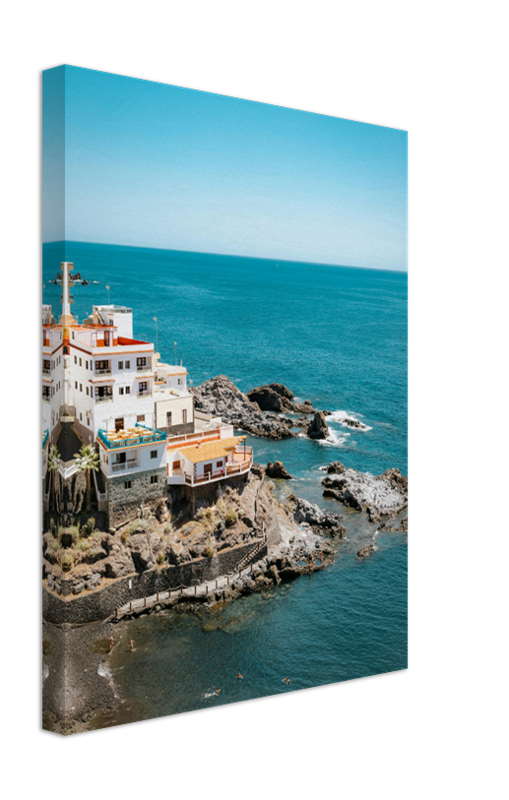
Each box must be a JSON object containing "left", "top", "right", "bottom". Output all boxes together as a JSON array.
[{"left": 325, "top": 410, "right": 372, "bottom": 431}]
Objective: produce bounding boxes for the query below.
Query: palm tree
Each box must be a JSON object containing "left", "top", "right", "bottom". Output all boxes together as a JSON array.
[
  {"left": 74, "top": 444, "right": 100, "bottom": 512},
  {"left": 48, "top": 444, "right": 61, "bottom": 511}
]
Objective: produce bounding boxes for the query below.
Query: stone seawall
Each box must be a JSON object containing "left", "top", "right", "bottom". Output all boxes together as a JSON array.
[{"left": 43, "top": 540, "right": 267, "bottom": 625}]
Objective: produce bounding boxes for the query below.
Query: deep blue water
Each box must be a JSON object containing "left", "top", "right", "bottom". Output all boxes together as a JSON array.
[{"left": 43, "top": 241, "right": 407, "bottom": 724}]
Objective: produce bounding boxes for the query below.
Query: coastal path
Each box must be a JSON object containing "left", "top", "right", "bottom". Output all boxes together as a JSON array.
[{"left": 114, "top": 539, "right": 267, "bottom": 620}]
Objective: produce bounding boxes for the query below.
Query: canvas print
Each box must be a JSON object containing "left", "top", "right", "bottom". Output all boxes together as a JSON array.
[{"left": 42, "top": 66, "right": 408, "bottom": 734}]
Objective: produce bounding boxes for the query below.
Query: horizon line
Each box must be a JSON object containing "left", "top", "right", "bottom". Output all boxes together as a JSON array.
[{"left": 43, "top": 240, "right": 408, "bottom": 274}]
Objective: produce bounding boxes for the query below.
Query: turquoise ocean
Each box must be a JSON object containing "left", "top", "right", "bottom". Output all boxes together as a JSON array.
[{"left": 43, "top": 242, "right": 407, "bottom": 724}]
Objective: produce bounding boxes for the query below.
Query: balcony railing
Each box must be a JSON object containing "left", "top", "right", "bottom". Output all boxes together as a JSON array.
[
  {"left": 95, "top": 368, "right": 112, "bottom": 376},
  {"left": 138, "top": 390, "right": 152, "bottom": 398},
  {"left": 137, "top": 364, "right": 151, "bottom": 372},
  {"left": 42, "top": 367, "right": 51, "bottom": 375},
  {"left": 111, "top": 460, "right": 140, "bottom": 473},
  {"left": 95, "top": 394, "right": 113, "bottom": 403},
  {"left": 172, "top": 453, "right": 253, "bottom": 486},
  {"left": 98, "top": 425, "right": 166, "bottom": 450}
]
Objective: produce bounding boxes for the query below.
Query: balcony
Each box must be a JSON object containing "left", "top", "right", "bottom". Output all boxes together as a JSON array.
[
  {"left": 168, "top": 448, "right": 253, "bottom": 486},
  {"left": 42, "top": 367, "right": 51, "bottom": 376},
  {"left": 95, "top": 367, "right": 112, "bottom": 376},
  {"left": 137, "top": 363, "right": 151, "bottom": 372},
  {"left": 111, "top": 459, "right": 140, "bottom": 473},
  {"left": 95, "top": 394, "right": 113, "bottom": 403},
  {"left": 138, "top": 390, "right": 152, "bottom": 398}
]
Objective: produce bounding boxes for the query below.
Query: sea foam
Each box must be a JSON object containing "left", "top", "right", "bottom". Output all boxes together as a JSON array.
[{"left": 325, "top": 410, "right": 372, "bottom": 431}]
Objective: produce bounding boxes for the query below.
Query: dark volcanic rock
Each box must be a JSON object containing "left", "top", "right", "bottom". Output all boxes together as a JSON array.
[
  {"left": 266, "top": 461, "right": 293, "bottom": 479},
  {"left": 307, "top": 411, "right": 329, "bottom": 440},
  {"left": 289, "top": 494, "right": 346, "bottom": 539},
  {"left": 192, "top": 375, "right": 295, "bottom": 439},
  {"left": 327, "top": 461, "right": 347, "bottom": 474},
  {"left": 247, "top": 383, "right": 316, "bottom": 415},
  {"left": 246, "top": 384, "right": 294, "bottom": 412},
  {"left": 357, "top": 544, "right": 376, "bottom": 560},
  {"left": 322, "top": 463, "right": 408, "bottom": 521}
]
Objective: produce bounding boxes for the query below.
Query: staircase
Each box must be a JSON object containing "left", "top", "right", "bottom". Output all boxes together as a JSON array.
[{"left": 237, "top": 536, "right": 267, "bottom": 572}]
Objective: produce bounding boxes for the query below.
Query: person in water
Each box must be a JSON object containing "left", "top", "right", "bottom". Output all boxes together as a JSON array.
[
  {"left": 236, "top": 673, "right": 243, "bottom": 680},
  {"left": 283, "top": 677, "right": 291, "bottom": 685},
  {"left": 213, "top": 689, "right": 221, "bottom": 696}
]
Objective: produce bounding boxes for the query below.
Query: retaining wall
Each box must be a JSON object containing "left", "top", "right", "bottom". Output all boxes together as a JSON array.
[{"left": 43, "top": 541, "right": 267, "bottom": 625}]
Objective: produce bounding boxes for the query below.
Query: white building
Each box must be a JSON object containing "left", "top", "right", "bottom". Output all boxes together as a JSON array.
[{"left": 42, "top": 261, "right": 252, "bottom": 524}]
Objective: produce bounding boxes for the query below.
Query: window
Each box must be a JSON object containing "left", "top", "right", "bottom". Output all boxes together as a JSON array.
[
  {"left": 166, "top": 411, "right": 172, "bottom": 427},
  {"left": 137, "top": 414, "right": 145, "bottom": 422},
  {"left": 95, "top": 386, "right": 112, "bottom": 400},
  {"left": 125, "top": 386, "right": 130, "bottom": 394},
  {"left": 124, "top": 480, "right": 132, "bottom": 489},
  {"left": 178, "top": 378, "right": 182, "bottom": 385},
  {"left": 80, "top": 384, "right": 83, "bottom": 392},
  {"left": 182, "top": 409, "right": 187, "bottom": 424},
  {"left": 139, "top": 381, "right": 147, "bottom": 394},
  {"left": 125, "top": 360, "right": 130, "bottom": 369},
  {"left": 217, "top": 460, "right": 223, "bottom": 468},
  {"left": 74, "top": 356, "right": 77, "bottom": 364},
  {"left": 87, "top": 419, "right": 90, "bottom": 427},
  {"left": 119, "top": 387, "right": 124, "bottom": 395},
  {"left": 95, "top": 360, "right": 109, "bottom": 371},
  {"left": 86, "top": 387, "right": 89, "bottom": 396},
  {"left": 150, "top": 475, "right": 158, "bottom": 484},
  {"left": 150, "top": 450, "right": 158, "bottom": 459},
  {"left": 115, "top": 419, "right": 124, "bottom": 432},
  {"left": 80, "top": 413, "right": 82, "bottom": 421},
  {"left": 85, "top": 360, "right": 88, "bottom": 370},
  {"left": 118, "top": 361, "right": 123, "bottom": 369},
  {"left": 75, "top": 381, "right": 78, "bottom": 389},
  {"left": 72, "top": 331, "right": 75, "bottom": 340},
  {"left": 79, "top": 357, "right": 82, "bottom": 366},
  {"left": 104, "top": 331, "right": 111, "bottom": 346},
  {"left": 137, "top": 357, "right": 147, "bottom": 368}
]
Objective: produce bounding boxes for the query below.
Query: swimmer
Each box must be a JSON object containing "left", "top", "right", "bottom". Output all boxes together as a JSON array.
[
  {"left": 282, "top": 677, "right": 291, "bottom": 685},
  {"left": 236, "top": 673, "right": 243, "bottom": 680},
  {"left": 213, "top": 689, "right": 221, "bottom": 696}
]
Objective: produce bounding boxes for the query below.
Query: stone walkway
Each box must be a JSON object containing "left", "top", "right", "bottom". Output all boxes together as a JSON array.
[{"left": 115, "top": 559, "right": 262, "bottom": 619}]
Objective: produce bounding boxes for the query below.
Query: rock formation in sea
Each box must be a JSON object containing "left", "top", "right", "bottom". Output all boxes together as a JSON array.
[
  {"left": 191, "top": 375, "right": 295, "bottom": 439},
  {"left": 307, "top": 411, "right": 330, "bottom": 440},
  {"left": 321, "top": 461, "right": 408, "bottom": 522},
  {"left": 265, "top": 460, "right": 293, "bottom": 479},
  {"left": 246, "top": 383, "right": 316, "bottom": 415}
]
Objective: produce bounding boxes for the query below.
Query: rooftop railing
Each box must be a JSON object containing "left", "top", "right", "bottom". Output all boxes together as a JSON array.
[{"left": 98, "top": 424, "right": 166, "bottom": 450}]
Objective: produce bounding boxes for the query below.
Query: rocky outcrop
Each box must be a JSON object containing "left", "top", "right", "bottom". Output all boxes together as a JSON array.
[
  {"left": 288, "top": 494, "right": 346, "bottom": 539},
  {"left": 266, "top": 461, "right": 293, "bottom": 479},
  {"left": 192, "top": 375, "right": 295, "bottom": 439},
  {"left": 322, "top": 461, "right": 408, "bottom": 522},
  {"left": 307, "top": 411, "right": 329, "bottom": 440},
  {"left": 246, "top": 383, "right": 316, "bottom": 415},
  {"left": 357, "top": 544, "right": 376, "bottom": 560}
]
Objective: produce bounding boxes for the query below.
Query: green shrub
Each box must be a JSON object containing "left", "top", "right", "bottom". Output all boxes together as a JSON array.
[
  {"left": 224, "top": 509, "right": 238, "bottom": 528},
  {"left": 82, "top": 517, "right": 96, "bottom": 536},
  {"left": 216, "top": 497, "right": 226, "bottom": 514},
  {"left": 203, "top": 542, "right": 216, "bottom": 558},
  {"left": 129, "top": 519, "right": 147, "bottom": 535},
  {"left": 60, "top": 552, "right": 74, "bottom": 572},
  {"left": 156, "top": 552, "right": 165, "bottom": 566}
]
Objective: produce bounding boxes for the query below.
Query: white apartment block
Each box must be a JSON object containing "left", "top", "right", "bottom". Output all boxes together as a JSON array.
[{"left": 42, "top": 262, "right": 252, "bottom": 524}]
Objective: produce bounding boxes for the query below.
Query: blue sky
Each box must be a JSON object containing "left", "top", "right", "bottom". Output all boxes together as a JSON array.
[{"left": 43, "top": 65, "right": 407, "bottom": 271}]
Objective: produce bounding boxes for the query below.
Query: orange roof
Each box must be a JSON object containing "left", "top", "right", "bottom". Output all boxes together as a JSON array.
[{"left": 176, "top": 436, "right": 243, "bottom": 464}]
